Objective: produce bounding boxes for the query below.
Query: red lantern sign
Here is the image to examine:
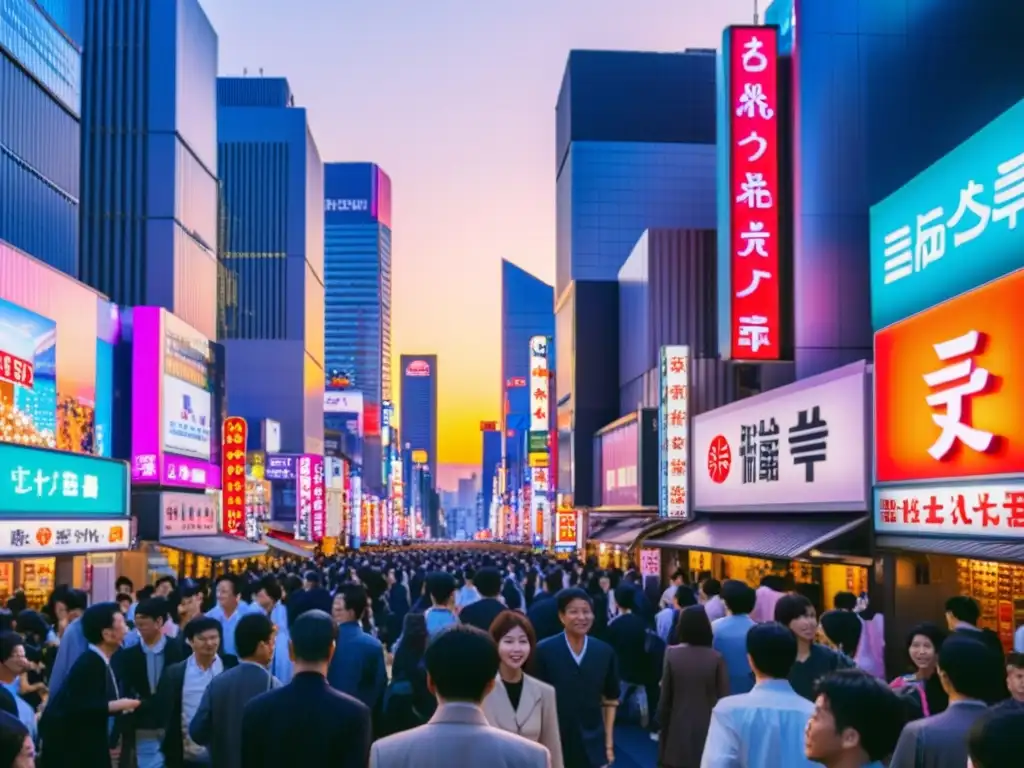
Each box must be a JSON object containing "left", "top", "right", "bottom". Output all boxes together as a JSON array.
[{"left": 221, "top": 417, "right": 248, "bottom": 536}]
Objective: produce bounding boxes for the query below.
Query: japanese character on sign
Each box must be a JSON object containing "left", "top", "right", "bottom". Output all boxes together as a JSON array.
[
  {"left": 881, "top": 224, "right": 913, "bottom": 284},
  {"left": 740, "top": 424, "right": 757, "bottom": 485},
  {"left": 758, "top": 418, "right": 780, "bottom": 482},
  {"left": 947, "top": 180, "right": 990, "bottom": 246},
  {"left": 736, "top": 269, "right": 772, "bottom": 299},
  {"left": 738, "top": 132, "right": 768, "bottom": 162},
  {"left": 736, "top": 173, "right": 774, "bottom": 209},
  {"left": 914, "top": 207, "right": 946, "bottom": 271},
  {"left": 738, "top": 222, "right": 770, "bottom": 257},
  {"left": 923, "top": 330, "right": 994, "bottom": 460},
  {"left": 737, "top": 315, "right": 771, "bottom": 353},
  {"left": 740, "top": 36, "right": 768, "bottom": 72},
  {"left": 736, "top": 84, "right": 774, "bottom": 120},
  {"left": 788, "top": 406, "right": 828, "bottom": 482},
  {"left": 992, "top": 150, "right": 1024, "bottom": 229}
]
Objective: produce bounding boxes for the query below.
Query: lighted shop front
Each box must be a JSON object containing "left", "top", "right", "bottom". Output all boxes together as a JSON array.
[
  {"left": 0, "top": 443, "right": 130, "bottom": 607},
  {"left": 645, "top": 361, "right": 873, "bottom": 614}
]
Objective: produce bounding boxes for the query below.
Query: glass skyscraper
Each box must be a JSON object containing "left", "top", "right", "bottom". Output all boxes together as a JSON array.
[{"left": 0, "top": 0, "right": 83, "bottom": 276}]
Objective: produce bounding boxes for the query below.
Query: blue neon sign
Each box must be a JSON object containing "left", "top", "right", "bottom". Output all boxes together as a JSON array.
[{"left": 870, "top": 97, "right": 1024, "bottom": 330}]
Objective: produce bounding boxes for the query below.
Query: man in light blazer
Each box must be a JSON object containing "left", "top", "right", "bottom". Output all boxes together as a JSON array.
[
  {"left": 371, "top": 625, "right": 550, "bottom": 768},
  {"left": 890, "top": 635, "right": 999, "bottom": 768}
]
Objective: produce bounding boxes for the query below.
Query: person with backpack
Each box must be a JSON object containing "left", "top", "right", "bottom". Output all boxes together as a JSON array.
[{"left": 889, "top": 622, "right": 948, "bottom": 719}]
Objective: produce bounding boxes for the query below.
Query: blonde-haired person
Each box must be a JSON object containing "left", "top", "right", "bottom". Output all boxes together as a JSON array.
[{"left": 482, "top": 611, "right": 563, "bottom": 768}]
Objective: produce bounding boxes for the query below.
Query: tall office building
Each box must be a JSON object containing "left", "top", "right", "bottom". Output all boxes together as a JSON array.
[
  {"left": 399, "top": 354, "right": 438, "bottom": 483},
  {"left": 323, "top": 162, "right": 392, "bottom": 493},
  {"left": 500, "top": 260, "right": 554, "bottom": 498},
  {"left": 480, "top": 428, "right": 501, "bottom": 527},
  {"left": 217, "top": 77, "right": 325, "bottom": 454},
  {"left": 554, "top": 50, "right": 717, "bottom": 506},
  {"left": 0, "top": 0, "right": 82, "bottom": 276},
  {"left": 80, "top": 0, "right": 219, "bottom": 337}
]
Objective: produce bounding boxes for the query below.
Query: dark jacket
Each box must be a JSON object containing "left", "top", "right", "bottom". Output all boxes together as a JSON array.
[
  {"left": 458, "top": 598, "right": 506, "bottom": 633},
  {"left": 605, "top": 612, "right": 649, "bottom": 685},
  {"left": 157, "top": 653, "right": 238, "bottom": 768},
  {"left": 527, "top": 592, "right": 564, "bottom": 642},
  {"left": 326, "top": 622, "right": 387, "bottom": 710},
  {"left": 241, "top": 671, "right": 371, "bottom": 768},
  {"left": 189, "top": 661, "right": 279, "bottom": 768},
  {"left": 112, "top": 638, "right": 187, "bottom": 731}
]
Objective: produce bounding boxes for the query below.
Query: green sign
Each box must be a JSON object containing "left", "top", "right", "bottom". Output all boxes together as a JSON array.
[
  {"left": 528, "top": 431, "right": 548, "bottom": 454},
  {"left": 0, "top": 443, "right": 129, "bottom": 518}
]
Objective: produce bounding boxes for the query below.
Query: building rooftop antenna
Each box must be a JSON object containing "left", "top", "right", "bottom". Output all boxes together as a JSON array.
[{"left": 753, "top": 0, "right": 760, "bottom": 24}]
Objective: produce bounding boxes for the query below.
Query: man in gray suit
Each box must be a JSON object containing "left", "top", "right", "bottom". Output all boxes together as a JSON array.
[
  {"left": 370, "top": 625, "right": 550, "bottom": 768},
  {"left": 190, "top": 613, "right": 279, "bottom": 768},
  {"left": 890, "top": 635, "right": 1001, "bottom": 768}
]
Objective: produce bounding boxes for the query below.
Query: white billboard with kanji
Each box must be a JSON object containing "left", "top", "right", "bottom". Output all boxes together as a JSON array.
[{"left": 692, "top": 360, "right": 870, "bottom": 512}]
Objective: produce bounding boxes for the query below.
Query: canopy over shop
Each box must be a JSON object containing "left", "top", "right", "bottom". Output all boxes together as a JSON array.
[
  {"left": 646, "top": 361, "right": 874, "bottom": 612},
  {"left": 264, "top": 520, "right": 317, "bottom": 559}
]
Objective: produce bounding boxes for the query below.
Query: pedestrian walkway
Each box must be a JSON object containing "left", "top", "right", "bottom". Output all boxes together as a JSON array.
[{"left": 614, "top": 725, "right": 659, "bottom": 767}]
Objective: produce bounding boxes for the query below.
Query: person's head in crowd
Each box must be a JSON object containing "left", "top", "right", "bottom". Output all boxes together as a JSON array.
[
  {"left": 116, "top": 594, "right": 133, "bottom": 616},
  {"left": 59, "top": 588, "right": 88, "bottom": 625},
  {"left": 747, "top": 622, "right": 798, "bottom": 682},
  {"left": 185, "top": 616, "right": 223, "bottom": 665},
  {"left": 425, "top": 625, "right": 500, "bottom": 705},
  {"left": 399, "top": 613, "right": 430, "bottom": 657},
  {"left": 805, "top": 669, "right": 906, "bottom": 767},
  {"left": 473, "top": 567, "right": 502, "bottom": 599},
  {"left": 332, "top": 584, "right": 368, "bottom": 625},
  {"left": 303, "top": 570, "right": 322, "bottom": 591},
  {"left": 81, "top": 602, "right": 127, "bottom": 651},
  {"left": 134, "top": 597, "right": 169, "bottom": 646},
  {"left": 968, "top": 708, "right": 1024, "bottom": 768},
  {"left": 544, "top": 568, "right": 564, "bottom": 596},
  {"left": 597, "top": 571, "right": 612, "bottom": 593},
  {"left": 490, "top": 611, "right": 536, "bottom": 677},
  {"left": 215, "top": 574, "right": 242, "bottom": 614},
  {"left": 0, "top": 633, "right": 28, "bottom": 685},
  {"left": 669, "top": 569, "right": 686, "bottom": 587},
  {"left": 833, "top": 591, "right": 857, "bottom": 612},
  {"left": 11, "top": 611, "right": 47, "bottom": 647},
  {"left": 673, "top": 585, "right": 698, "bottom": 610},
  {"left": 0, "top": 712, "right": 32, "bottom": 768},
  {"left": 1005, "top": 653, "right": 1024, "bottom": 703},
  {"left": 426, "top": 572, "right": 457, "bottom": 609},
  {"left": 775, "top": 593, "right": 818, "bottom": 647},
  {"left": 675, "top": 606, "right": 713, "bottom": 647},
  {"left": 699, "top": 578, "right": 721, "bottom": 604},
  {"left": 177, "top": 581, "right": 204, "bottom": 623},
  {"left": 255, "top": 574, "right": 283, "bottom": 613},
  {"left": 137, "top": 585, "right": 155, "bottom": 604},
  {"left": 937, "top": 635, "right": 999, "bottom": 702},
  {"left": 819, "top": 610, "right": 862, "bottom": 657},
  {"left": 154, "top": 575, "right": 176, "bottom": 598},
  {"left": 288, "top": 609, "right": 336, "bottom": 674},
  {"left": 235, "top": 613, "right": 276, "bottom": 667},
  {"left": 557, "top": 588, "right": 595, "bottom": 638},
  {"left": 905, "top": 622, "right": 946, "bottom": 676},
  {"left": 721, "top": 580, "right": 757, "bottom": 617},
  {"left": 760, "top": 574, "right": 787, "bottom": 592},
  {"left": 462, "top": 566, "right": 476, "bottom": 586},
  {"left": 613, "top": 584, "right": 636, "bottom": 614},
  {"left": 281, "top": 573, "right": 303, "bottom": 600},
  {"left": 944, "top": 595, "right": 981, "bottom": 630},
  {"left": 115, "top": 576, "right": 134, "bottom": 598}
]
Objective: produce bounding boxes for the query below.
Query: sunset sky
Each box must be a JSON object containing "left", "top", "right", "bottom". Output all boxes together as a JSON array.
[{"left": 201, "top": 0, "right": 753, "bottom": 488}]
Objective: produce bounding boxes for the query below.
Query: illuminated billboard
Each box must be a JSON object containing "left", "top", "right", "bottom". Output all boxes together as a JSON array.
[
  {"left": 659, "top": 346, "right": 690, "bottom": 518},
  {"left": 405, "top": 360, "right": 431, "bottom": 377}
]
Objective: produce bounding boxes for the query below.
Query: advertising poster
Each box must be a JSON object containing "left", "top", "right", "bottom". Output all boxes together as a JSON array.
[
  {"left": 221, "top": 418, "right": 247, "bottom": 536},
  {"left": 555, "top": 508, "right": 577, "bottom": 549},
  {"left": 659, "top": 346, "right": 691, "bottom": 518},
  {"left": 0, "top": 298, "right": 57, "bottom": 448},
  {"left": 296, "top": 455, "right": 313, "bottom": 541},
  {"left": 600, "top": 421, "right": 639, "bottom": 507},
  {"left": 160, "top": 492, "right": 217, "bottom": 537},
  {"left": 310, "top": 455, "right": 326, "bottom": 542},
  {"left": 163, "top": 376, "right": 212, "bottom": 460}
]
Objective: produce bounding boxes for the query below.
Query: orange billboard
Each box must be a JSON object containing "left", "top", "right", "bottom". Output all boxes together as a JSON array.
[
  {"left": 875, "top": 270, "right": 1024, "bottom": 483},
  {"left": 555, "top": 509, "right": 577, "bottom": 547}
]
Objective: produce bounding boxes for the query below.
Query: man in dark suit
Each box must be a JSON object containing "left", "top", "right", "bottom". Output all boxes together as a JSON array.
[
  {"left": 158, "top": 616, "right": 238, "bottom": 767},
  {"left": 39, "top": 603, "right": 141, "bottom": 768},
  {"left": 890, "top": 635, "right": 997, "bottom": 768},
  {"left": 327, "top": 584, "right": 387, "bottom": 712},
  {"left": 190, "top": 613, "right": 279, "bottom": 768},
  {"left": 458, "top": 567, "right": 506, "bottom": 633},
  {"left": 241, "top": 609, "right": 371, "bottom": 768},
  {"left": 113, "top": 597, "right": 186, "bottom": 767},
  {"left": 945, "top": 595, "right": 1006, "bottom": 662},
  {"left": 527, "top": 569, "right": 566, "bottom": 641},
  {"left": 534, "top": 587, "right": 620, "bottom": 768}
]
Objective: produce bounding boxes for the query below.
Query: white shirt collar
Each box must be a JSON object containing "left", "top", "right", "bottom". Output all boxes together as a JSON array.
[
  {"left": 564, "top": 633, "right": 588, "bottom": 665},
  {"left": 88, "top": 643, "right": 112, "bottom": 665}
]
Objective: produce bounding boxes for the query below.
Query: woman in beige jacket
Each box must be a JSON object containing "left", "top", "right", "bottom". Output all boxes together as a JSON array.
[{"left": 482, "top": 611, "right": 564, "bottom": 768}]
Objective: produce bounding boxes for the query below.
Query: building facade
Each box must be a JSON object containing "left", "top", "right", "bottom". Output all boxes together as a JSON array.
[
  {"left": 323, "top": 162, "right": 392, "bottom": 493},
  {"left": 216, "top": 77, "right": 325, "bottom": 454},
  {"left": 764, "top": 0, "right": 1024, "bottom": 379},
  {"left": 399, "top": 354, "right": 437, "bottom": 483},
  {"left": 554, "top": 50, "right": 718, "bottom": 505},
  {"left": 79, "top": 0, "right": 219, "bottom": 338},
  {"left": 481, "top": 428, "right": 501, "bottom": 526},
  {"left": 0, "top": 0, "right": 83, "bottom": 276}
]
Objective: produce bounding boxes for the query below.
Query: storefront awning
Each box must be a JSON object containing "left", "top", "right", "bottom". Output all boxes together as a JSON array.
[
  {"left": 589, "top": 516, "right": 657, "bottom": 547},
  {"left": 266, "top": 536, "right": 315, "bottom": 559},
  {"left": 875, "top": 535, "right": 1024, "bottom": 564},
  {"left": 644, "top": 515, "right": 869, "bottom": 560},
  {"left": 159, "top": 535, "right": 268, "bottom": 561}
]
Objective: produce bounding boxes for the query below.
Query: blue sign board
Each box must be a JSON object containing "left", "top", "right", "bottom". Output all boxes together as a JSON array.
[
  {"left": 264, "top": 454, "right": 298, "bottom": 481},
  {"left": 0, "top": 443, "right": 128, "bottom": 518},
  {"left": 870, "top": 97, "right": 1024, "bottom": 330}
]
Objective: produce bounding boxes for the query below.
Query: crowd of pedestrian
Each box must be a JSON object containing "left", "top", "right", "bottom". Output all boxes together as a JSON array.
[{"left": 0, "top": 549, "right": 1020, "bottom": 767}]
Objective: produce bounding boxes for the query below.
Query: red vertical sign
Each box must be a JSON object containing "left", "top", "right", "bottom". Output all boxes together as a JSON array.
[
  {"left": 221, "top": 417, "right": 247, "bottom": 536},
  {"left": 729, "top": 26, "right": 780, "bottom": 360},
  {"left": 309, "top": 455, "right": 325, "bottom": 541}
]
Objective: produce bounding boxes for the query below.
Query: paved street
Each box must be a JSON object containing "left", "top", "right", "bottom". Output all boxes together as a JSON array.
[{"left": 614, "top": 725, "right": 658, "bottom": 767}]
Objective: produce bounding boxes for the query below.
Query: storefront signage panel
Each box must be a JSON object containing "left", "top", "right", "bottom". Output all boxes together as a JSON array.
[
  {"left": 263, "top": 454, "right": 298, "bottom": 481},
  {"left": 723, "top": 25, "right": 781, "bottom": 361},
  {"left": 530, "top": 467, "right": 548, "bottom": 539},
  {"left": 601, "top": 420, "right": 639, "bottom": 507},
  {"left": 876, "top": 481, "right": 1024, "bottom": 539},
  {"left": 659, "top": 346, "right": 690, "bottom": 518},
  {"left": 875, "top": 270, "right": 1024, "bottom": 483},
  {"left": 870, "top": 96, "right": 1024, "bottom": 331},
  {"left": 0, "top": 518, "right": 129, "bottom": 556},
  {"left": 529, "top": 336, "right": 549, "bottom": 434},
  {"left": 694, "top": 361, "right": 869, "bottom": 512},
  {"left": 0, "top": 444, "right": 128, "bottom": 518},
  {"left": 160, "top": 492, "right": 217, "bottom": 537},
  {"left": 221, "top": 418, "right": 247, "bottom": 536},
  {"left": 555, "top": 508, "right": 577, "bottom": 548}
]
